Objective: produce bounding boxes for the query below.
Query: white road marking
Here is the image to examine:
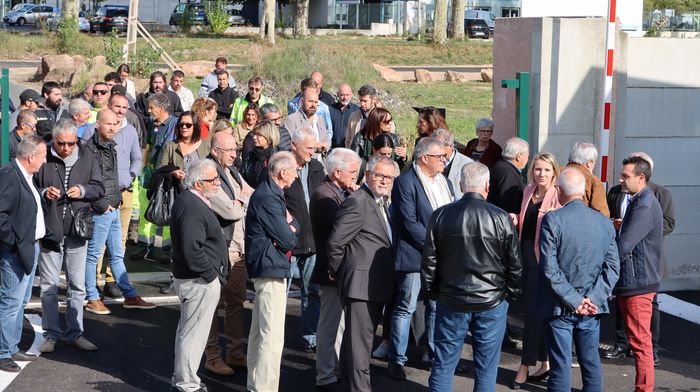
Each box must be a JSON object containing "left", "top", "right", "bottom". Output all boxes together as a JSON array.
[
  {"left": 0, "top": 314, "right": 44, "bottom": 391},
  {"left": 658, "top": 293, "right": 700, "bottom": 325}
]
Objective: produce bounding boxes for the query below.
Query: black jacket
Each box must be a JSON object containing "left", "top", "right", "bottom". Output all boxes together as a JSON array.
[
  {"left": 35, "top": 104, "right": 70, "bottom": 142},
  {"left": 422, "top": 193, "right": 522, "bottom": 312},
  {"left": 318, "top": 89, "right": 335, "bottom": 107},
  {"left": 135, "top": 89, "right": 183, "bottom": 122},
  {"left": 209, "top": 86, "right": 240, "bottom": 120},
  {"left": 309, "top": 177, "right": 347, "bottom": 285},
  {"left": 487, "top": 158, "right": 525, "bottom": 214},
  {"left": 329, "top": 102, "right": 360, "bottom": 148},
  {"left": 0, "top": 161, "right": 43, "bottom": 274},
  {"left": 34, "top": 144, "right": 104, "bottom": 244},
  {"left": 607, "top": 182, "right": 675, "bottom": 236},
  {"left": 1, "top": 129, "right": 22, "bottom": 161},
  {"left": 245, "top": 177, "right": 300, "bottom": 279},
  {"left": 284, "top": 158, "right": 325, "bottom": 256},
  {"left": 85, "top": 133, "right": 121, "bottom": 212},
  {"left": 171, "top": 190, "right": 229, "bottom": 284},
  {"left": 241, "top": 146, "right": 274, "bottom": 189}
]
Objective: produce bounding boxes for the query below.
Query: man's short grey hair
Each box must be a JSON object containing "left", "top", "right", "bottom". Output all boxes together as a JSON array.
[
  {"left": 68, "top": 98, "right": 91, "bottom": 115},
  {"left": 16, "top": 109, "right": 36, "bottom": 126},
  {"left": 292, "top": 127, "right": 317, "bottom": 144},
  {"left": 413, "top": 137, "right": 444, "bottom": 162},
  {"left": 367, "top": 154, "right": 400, "bottom": 176},
  {"left": 627, "top": 151, "right": 654, "bottom": 172},
  {"left": 147, "top": 93, "right": 171, "bottom": 113},
  {"left": 16, "top": 135, "right": 46, "bottom": 159},
  {"left": 556, "top": 167, "right": 586, "bottom": 197},
  {"left": 568, "top": 141, "right": 598, "bottom": 165},
  {"left": 326, "top": 148, "right": 361, "bottom": 174},
  {"left": 432, "top": 128, "right": 454, "bottom": 148},
  {"left": 268, "top": 151, "right": 297, "bottom": 177},
  {"left": 357, "top": 84, "right": 377, "bottom": 98},
  {"left": 259, "top": 103, "right": 280, "bottom": 118},
  {"left": 460, "top": 162, "right": 490, "bottom": 191},
  {"left": 502, "top": 137, "right": 529, "bottom": 160},
  {"left": 52, "top": 120, "right": 78, "bottom": 139},
  {"left": 184, "top": 159, "right": 217, "bottom": 188},
  {"left": 475, "top": 117, "right": 494, "bottom": 130}
]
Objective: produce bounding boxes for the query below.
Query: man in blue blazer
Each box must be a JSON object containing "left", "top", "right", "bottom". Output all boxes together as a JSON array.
[
  {"left": 0, "top": 136, "right": 48, "bottom": 372},
  {"left": 387, "top": 137, "right": 454, "bottom": 379},
  {"left": 538, "top": 168, "right": 620, "bottom": 392}
]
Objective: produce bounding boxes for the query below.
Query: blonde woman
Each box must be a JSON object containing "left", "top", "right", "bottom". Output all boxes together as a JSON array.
[
  {"left": 191, "top": 97, "right": 218, "bottom": 140},
  {"left": 240, "top": 121, "right": 280, "bottom": 188},
  {"left": 233, "top": 103, "right": 259, "bottom": 148}
]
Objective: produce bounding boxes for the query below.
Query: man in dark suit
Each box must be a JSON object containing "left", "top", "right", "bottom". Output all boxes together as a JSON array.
[
  {"left": 309, "top": 148, "right": 361, "bottom": 391},
  {"left": 0, "top": 135, "right": 47, "bottom": 372},
  {"left": 539, "top": 168, "right": 620, "bottom": 392},
  {"left": 388, "top": 137, "right": 454, "bottom": 380},
  {"left": 170, "top": 159, "right": 229, "bottom": 392},
  {"left": 604, "top": 152, "right": 674, "bottom": 367},
  {"left": 487, "top": 136, "right": 529, "bottom": 214},
  {"left": 327, "top": 155, "right": 399, "bottom": 392},
  {"left": 422, "top": 162, "right": 522, "bottom": 392}
]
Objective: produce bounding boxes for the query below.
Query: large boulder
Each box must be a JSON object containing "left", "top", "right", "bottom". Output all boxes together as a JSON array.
[
  {"left": 179, "top": 60, "right": 213, "bottom": 79},
  {"left": 480, "top": 68, "right": 493, "bottom": 82},
  {"left": 445, "top": 70, "right": 464, "bottom": 82},
  {"left": 414, "top": 68, "right": 433, "bottom": 83},
  {"left": 34, "top": 54, "right": 85, "bottom": 87},
  {"left": 373, "top": 63, "right": 405, "bottom": 82}
]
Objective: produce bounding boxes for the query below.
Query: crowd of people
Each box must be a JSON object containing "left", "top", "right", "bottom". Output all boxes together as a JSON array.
[{"left": 0, "top": 57, "right": 674, "bottom": 392}]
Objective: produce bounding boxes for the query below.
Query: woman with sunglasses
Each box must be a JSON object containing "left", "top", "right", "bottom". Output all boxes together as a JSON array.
[
  {"left": 350, "top": 107, "right": 407, "bottom": 166},
  {"left": 157, "top": 111, "right": 211, "bottom": 184},
  {"left": 240, "top": 121, "right": 280, "bottom": 188}
]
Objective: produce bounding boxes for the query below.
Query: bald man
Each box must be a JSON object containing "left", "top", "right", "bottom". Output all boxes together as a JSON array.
[
  {"left": 330, "top": 83, "right": 360, "bottom": 148},
  {"left": 84, "top": 109, "right": 156, "bottom": 315},
  {"left": 310, "top": 71, "right": 335, "bottom": 107}
]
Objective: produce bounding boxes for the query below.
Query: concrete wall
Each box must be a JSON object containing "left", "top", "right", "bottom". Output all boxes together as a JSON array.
[{"left": 614, "top": 37, "right": 700, "bottom": 290}]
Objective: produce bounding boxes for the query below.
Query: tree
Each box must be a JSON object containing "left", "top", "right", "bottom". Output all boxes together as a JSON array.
[
  {"left": 293, "top": 0, "right": 310, "bottom": 38},
  {"left": 260, "top": 0, "right": 276, "bottom": 44},
  {"left": 433, "top": 0, "right": 448, "bottom": 44},
  {"left": 450, "top": 0, "right": 465, "bottom": 40}
]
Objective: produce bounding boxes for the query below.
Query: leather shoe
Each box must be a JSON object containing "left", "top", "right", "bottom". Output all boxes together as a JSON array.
[
  {"left": 387, "top": 362, "right": 407, "bottom": 381},
  {"left": 205, "top": 358, "right": 234, "bottom": 376},
  {"left": 0, "top": 358, "right": 21, "bottom": 372},
  {"left": 11, "top": 351, "right": 37, "bottom": 361},
  {"left": 603, "top": 345, "right": 629, "bottom": 359},
  {"left": 225, "top": 355, "right": 247, "bottom": 369},
  {"left": 527, "top": 369, "right": 549, "bottom": 382}
]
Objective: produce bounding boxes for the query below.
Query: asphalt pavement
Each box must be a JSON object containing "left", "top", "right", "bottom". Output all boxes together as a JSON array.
[{"left": 2, "top": 244, "right": 700, "bottom": 391}]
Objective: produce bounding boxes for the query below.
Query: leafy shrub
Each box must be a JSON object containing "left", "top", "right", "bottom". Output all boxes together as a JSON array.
[
  {"left": 103, "top": 28, "right": 123, "bottom": 67},
  {"left": 56, "top": 14, "right": 81, "bottom": 54},
  {"left": 131, "top": 45, "right": 162, "bottom": 78},
  {"left": 206, "top": 0, "right": 230, "bottom": 34}
]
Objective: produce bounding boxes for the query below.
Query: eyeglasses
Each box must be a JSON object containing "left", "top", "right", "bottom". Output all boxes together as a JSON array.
[
  {"left": 55, "top": 140, "right": 78, "bottom": 147},
  {"left": 178, "top": 122, "right": 194, "bottom": 129},
  {"left": 93, "top": 90, "right": 109, "bottom": 96},
  {"left": 477, "top": 129, "right": 493, "bottom": 134},
  {"left": 21, "top": 122, "right": 37, "bottom": 130},
  {"left": 425, "top": 154, "right": 448, "bottom": 161},
  {"left": 371, "top": 172, "right": 395, "bottom": 183},
  {"left": 201, "top": 176, "right": 220, "bottom": 184}
]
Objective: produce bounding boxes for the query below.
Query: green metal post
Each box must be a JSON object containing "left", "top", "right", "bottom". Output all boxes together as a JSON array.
[
  {"left": 501, "top": 71, "right": 531, "bottom": 179},
  {"left": 1, "top": 68, "right": 9, "bottom": 166}
]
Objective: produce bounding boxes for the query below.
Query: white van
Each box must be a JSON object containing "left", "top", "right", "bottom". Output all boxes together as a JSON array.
[{"left": 464, "top": 10, "right": 495, "bottom": 35}]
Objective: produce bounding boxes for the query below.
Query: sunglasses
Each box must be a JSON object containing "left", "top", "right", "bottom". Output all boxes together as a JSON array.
[
  {"left": 178, "top": 122, "right": 194, "bottom": 129},
  {"left": 56, "top": 140, "right": 78, "bottom": 147},
  {"left": 93, "top": 90, "right": 109, "bottom": 96}
]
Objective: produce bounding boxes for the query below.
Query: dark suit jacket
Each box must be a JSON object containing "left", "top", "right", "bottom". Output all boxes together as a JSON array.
[
  {"left": 0, "top": 161, "right": 41, "bottom": 274},
  {"left": 607, "top": 182, "right": 675, "bottom": 236},
  {"left": 284, "top": 159, "right": 325, "bottom": 256},
  {"left": 538, "top": 200, "right": 620, "bottom": 317},
  {"left": 170, "top": 190, "right": 229, "bottom": 284},
  {"left": 391, "top": 165, "right": 454, "bottom": 272},
  {"left": 327, "top": 185, "right": 394, "bottom": 302},
  {"left": 309, "top": 177, "right": 347, "bottom": 286},
  {"left": 487, "top": 158, "right": 525, "bottom": 214}
]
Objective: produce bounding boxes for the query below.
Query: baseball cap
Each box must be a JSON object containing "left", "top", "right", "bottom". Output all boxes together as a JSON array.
[{"left": 19, "top": 89, "right": 42, "bottom": 104}]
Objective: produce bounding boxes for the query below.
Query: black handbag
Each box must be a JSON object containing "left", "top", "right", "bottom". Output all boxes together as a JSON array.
[{"left": 145, "top": 176, "right": 177, "bottom": 226}]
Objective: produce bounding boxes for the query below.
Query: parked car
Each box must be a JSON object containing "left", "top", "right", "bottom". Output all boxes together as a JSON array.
[
  {"left": 89, "top": 5, "right": 129, "bottom": 34},
  {"left": 47, "top": 11, "right": 90, "bottom": 32},
  {"left": 464, "top": 9, "right": 495, "bottom": 36},
  {"left": 3, "top": 4, "right": 54, "bottom": 26},
  {"left": 169, "top": 2, "right": 207, "bottom": 26},
  {"left": 226, "top": 5, "right": 245, "bottom": 25},
  {"left": 465, "top": 18, "right": 490, "bottom": 39}
]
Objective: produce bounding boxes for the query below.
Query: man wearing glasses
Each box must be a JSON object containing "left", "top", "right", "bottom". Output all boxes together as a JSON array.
[
  {"left": 4, "top": 109, "right": 37, "bottom": 161},
  {"left": 230, "top": 76, "right": 274, "bottom": 127},
  {"left": 88, "top": 82, "right": 111, "bottom": 124},
  {"left": 387, "top": 137, "right": 454, "bottom": 380},
  {"left": 170, "top": 159, "right": 230, "bottom": 392}
]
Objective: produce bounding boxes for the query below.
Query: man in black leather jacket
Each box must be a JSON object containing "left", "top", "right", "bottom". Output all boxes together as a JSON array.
[{"left": 422, "top": 161, "right": 522, "bottom": 392}]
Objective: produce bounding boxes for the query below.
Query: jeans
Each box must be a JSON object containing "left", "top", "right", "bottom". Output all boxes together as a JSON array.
[
  {"left": 39, "top": 236, "right": 88, "bottom": 342},
  {"left": 0, "top": 243, "right": 39, "bottom": 359},
  {"left": 389, "top": 271, "right": 421, "bottom": 365},
  {"left": 85, "top": 209, "right": 137, "bottom": 300},
  {"left": 429, "top": 300, "right": 508, "bottom": 392},
  {"left": 291, "top": 254, "right": 319, "bottom": 349},
  {"left": 546, "top": 314, "right": 603, "bottom": 392}
]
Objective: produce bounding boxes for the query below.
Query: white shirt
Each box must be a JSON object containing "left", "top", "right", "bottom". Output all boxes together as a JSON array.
[
  {"left": 169, "top": 86, "right": 195, "bottom": 111},
  {"left": 16, "top": 159, "right": 46, "bottom": 241}
]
